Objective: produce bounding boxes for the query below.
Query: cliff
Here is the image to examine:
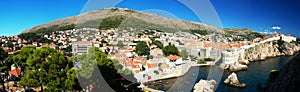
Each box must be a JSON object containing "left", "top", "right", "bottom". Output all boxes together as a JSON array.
[
  {"left": 220, "top": 40, "right": 299, "bottom": 71},
  {"left": 267, "top": 53, "right": 300, "bottom": 92},
  {"left": 244, "top": 41, "right": 299, "bottom": 61}
]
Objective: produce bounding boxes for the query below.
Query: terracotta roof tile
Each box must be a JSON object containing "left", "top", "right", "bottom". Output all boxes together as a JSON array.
[
  {"left": 167, "top": 55, "right": 181, "bottom": 60},
  {"left": 134, "top": 56, "right": 143, "bottom": 61},
  {"left": 9, "top": 68, "right": 21, "bottom": 77},
  {"left": 154, "top": 55, "right": 164, "bottom": 58}
]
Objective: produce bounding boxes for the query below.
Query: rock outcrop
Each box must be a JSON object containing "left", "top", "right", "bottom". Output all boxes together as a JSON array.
[
  {"left": 220, "top": 49, "right": 249, "bottom": 72},
  {"left": 224, "top": 72, "right": 246, "bottom": 87},
  {"left": 193, "top": 79, "right": 217, "bottom": 92},
  {"left": 220, "top": 40, "right": 299, "bottom": 71},
  {"left": 244, "top": 41, "right": 299, "bottom": 61}
]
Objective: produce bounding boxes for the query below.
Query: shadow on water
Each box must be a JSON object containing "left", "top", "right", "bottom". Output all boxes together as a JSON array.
[{"left": 144, "top": 54, "right": 297, "bottom": 92}]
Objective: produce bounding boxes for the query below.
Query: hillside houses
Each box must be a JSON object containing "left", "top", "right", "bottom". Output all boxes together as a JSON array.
[{"left": 1, "top": 26, "right": 298, "bottom": 83}]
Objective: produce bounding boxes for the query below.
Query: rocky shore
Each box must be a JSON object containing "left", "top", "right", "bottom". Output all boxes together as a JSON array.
[
  {"left": 244, "top": 41, "right": 299, "bottom": 61},
  {"left": 193, "top": 79, "right": 217, "bottom": 92},
  {"left": 224, "top": 72, "right": 246, "bottom": 87},
  {"left": 220, "top": 40, "right": 300, "bottom": 72}
]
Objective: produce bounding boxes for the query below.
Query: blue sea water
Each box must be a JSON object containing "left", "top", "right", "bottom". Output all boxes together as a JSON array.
[{"left": 149, "top": 54, "right": 297, "bottom": 92}]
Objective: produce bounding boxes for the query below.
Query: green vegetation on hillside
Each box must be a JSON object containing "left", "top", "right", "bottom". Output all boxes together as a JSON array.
[
  {"left": 224, "top": 28, "right": 265, "bottom": 41},
  {"left": 33, "top": 24, "right": 75, "bottom": 34},
  {"left": 118, "top": 17, "right": 179, "bottom": 32},
  {"left": 190, "top": 30, "right": 209, "bottom": 35},
  {"left": 23, "top": 8, "right": 225, "bottom": 35},
  {"left": 30, "top": 15, "right": 180, "bottom": 34},
  {"left": 99, "top": 15, "right": 126, "bottom": 29},
  {"left": 19, "top": 32, "right": 53, "bottom": 43},
  {"left": 76, "top": 15, "right": 127, "bottom": 29}
]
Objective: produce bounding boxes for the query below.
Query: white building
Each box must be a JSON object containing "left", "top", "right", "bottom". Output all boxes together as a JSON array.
[
  {"left": 72, "top": 41, "right": 93, "bottom": 55},
  {"left": 281, "top": 35, "right": 296, "bottom": 42}
]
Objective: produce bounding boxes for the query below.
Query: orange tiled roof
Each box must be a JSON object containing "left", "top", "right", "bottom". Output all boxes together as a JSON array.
[
  {"left": 154, "top": 55, "right": 164, "bottom": 58},
  {"left": 135, "top": 70, "right": 143, "bottom": 73},
  {"left": 115, "top": 53, "right": 126, "bottom": 58},
  {"left": 153, "top": 48, "right": 161, "bottom": 51},
  {"left": 134, "top": 56, "right": 143, "bottom": 61},
  {"left": 125, "top": 58, "right": 133, "bottom": 63},
  {"left": 132, "top": 62, "right": 141, "bottom": 65},
  {"left": 107, "top": 54, "right": 113, "bottom": 57},
  {"left": 128, "top": 48, "right": 134, "bottom": 51},
  {"left": 9, "top": 68, "right": 21, "bottom": 77},
  {"left": 74, "top": 41, "right": 91, "bottom": 44},
  {"left": 204, "top": 41, "right": 212, "bottom": 48},
  {"left": 147, "top": 63, "right": 157, "bottom": 68},
  {"left": 132, "top": 65, "right": 139, "bottom": 69},
  {"left": 142, "top": 62, "right": 147, "bottom": 66},
  {"left": 167, "top": 55, "right": 181, "bottom": 60}
]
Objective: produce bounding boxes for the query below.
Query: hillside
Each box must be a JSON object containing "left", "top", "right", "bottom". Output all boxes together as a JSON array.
[
  {"left": 22, "top": 8, "right": 223, "bottom": 34},
  {"left": 224, "top": 28, "right": 265, "bottom": 41}
]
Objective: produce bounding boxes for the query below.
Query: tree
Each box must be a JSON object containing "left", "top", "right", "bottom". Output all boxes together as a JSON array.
[
  {"left": 75, "top": 47, "right": 104, "bottom": 91},
  {"left": 18, "top": 33, "right": 39, "bottom": 42},
  {"left": 162, "top": 44, "right": 180, "bottom": 56},
  {"left": 19, "top": 46, "right": 76, "bottom": 91},
  {"left": 0, "top": 47, "right": 8, "bottom": 61},
  {"left": 5, "top": 46, "right": 36, "bottom": 75},
  {"left": 152, "top": 40, "right": 163, "bottom": 49},
  {"left": 6, "top": 41, "right": 14, "bottom": 48},
  {"left": 189, "top": 55, "right": 198, "bottom": 61},
  {"left": 65, "top": 68, "right": 81, "bottom": 91},
  {"left": 20, "top": 47, "right": 55, "bottom": 91},
  {"left": 0, "top": 47, "right": 8, "bottom": 91},
  {"left": 204, "top": 58, "right": 214, "bottom": 61},
  {"left": 117, "top": 41, "right": 124, "bottom": 48},
  {"left": 181, "top": 49, "right": 189, "bottom": 60},
  {"left": 197, "top": 59, "right": 206, "bottom": 64},
  {"left": 75, "top": 47, "right": 141, "bottom": 91},
  {"left": 135, "top": 41, "right": 150, "bottom": 56}
]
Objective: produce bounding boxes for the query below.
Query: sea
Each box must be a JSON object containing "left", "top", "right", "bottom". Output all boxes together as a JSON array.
[{"left": 145, "top": 53, "right": 298, "bottom": 92}]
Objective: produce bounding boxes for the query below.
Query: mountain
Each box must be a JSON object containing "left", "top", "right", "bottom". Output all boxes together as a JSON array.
[{"left": 22, "top": 8, "right": 223, "bottom": 34}]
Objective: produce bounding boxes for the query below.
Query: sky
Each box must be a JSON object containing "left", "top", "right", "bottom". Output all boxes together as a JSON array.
[{"left": 1, "top": 0, "right": 300, "bottom": 37}]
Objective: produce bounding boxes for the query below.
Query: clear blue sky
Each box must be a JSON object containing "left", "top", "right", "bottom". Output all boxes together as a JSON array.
[{"left": 1, "top": 0, "right": 300, "bottom": 37}]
